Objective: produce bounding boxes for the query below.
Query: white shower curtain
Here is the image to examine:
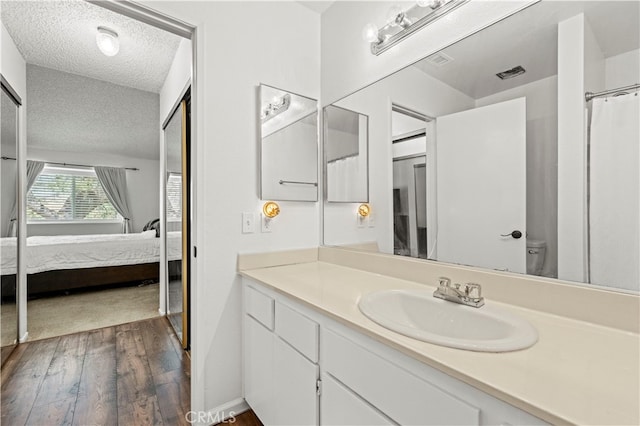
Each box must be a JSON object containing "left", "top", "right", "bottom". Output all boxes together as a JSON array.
[
  {"left": 589, "top": 93, "right": 639, "bottom": 291},
  {"left": 327, "top": 156, "right": 364, "bottom": 202}
]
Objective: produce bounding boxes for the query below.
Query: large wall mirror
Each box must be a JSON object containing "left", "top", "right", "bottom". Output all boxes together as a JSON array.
[
  {"left": 163, "top": 90, "right": 190, "bottom": 349},
  {"left": 1, "top": 76, "right": 21, "bottom": 365},
  {"left": 323, "top": 1, "right": 640, "bottom": 294},
  {"left": 259, "top": 84, "right": 318, "bottom": 201}
]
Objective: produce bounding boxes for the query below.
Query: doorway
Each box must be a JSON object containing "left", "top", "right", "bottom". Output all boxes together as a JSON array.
[
  {"left": 3, "top": 2, "right": 194, "bottom": 346},
  {"left": 391, "top": 105, "right": 433, "bottom": 260}
]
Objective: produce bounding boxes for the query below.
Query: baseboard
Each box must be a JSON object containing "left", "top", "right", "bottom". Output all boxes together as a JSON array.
[
  {"left": 19, "top": 331, "right": 29, "bottom": 343},
  {"left": 193, "top": 398, "right": 249, "bottom": 426},
  {"left": 158, "top": 308, "right": 166, "bottom": 315}
]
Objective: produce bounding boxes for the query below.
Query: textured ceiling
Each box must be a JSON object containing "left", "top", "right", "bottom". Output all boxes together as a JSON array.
[
  {"left": 412, "top": 1, "right": 640, "bottom": 99},
  {"left": 27, "top": 65, "right": 160, "bottom": 160},
  {"left": 1, "top": 0, "right": 181, "bottom": 93}
]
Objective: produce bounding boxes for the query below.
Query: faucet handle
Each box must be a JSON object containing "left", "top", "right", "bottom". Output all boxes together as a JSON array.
[
  {"left": 464, "top": 283, "right": 482, "bottom": 299},
  {"left": 438, "top": 277, "right": 451, "bottom": 289}
]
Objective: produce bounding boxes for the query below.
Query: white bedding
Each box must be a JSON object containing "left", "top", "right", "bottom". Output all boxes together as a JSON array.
[
  {"left": 1, "top": 237, "right": 17, "bottom": 276},
  {"left": 1, "top": 231, "right": 183, "bottom": 276}
]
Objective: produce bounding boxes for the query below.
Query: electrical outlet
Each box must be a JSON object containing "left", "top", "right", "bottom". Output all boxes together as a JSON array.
[
  {"left": 242, "top": 212, "right": 255, "bottom": 234},
  {"left": 261, "top": 215, "right": 273, "bottom": 233}
]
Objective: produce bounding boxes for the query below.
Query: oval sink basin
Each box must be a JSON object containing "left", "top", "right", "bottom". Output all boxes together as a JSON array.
[{"left": 358, "top": 289, "right": 538, "bottom": 352}]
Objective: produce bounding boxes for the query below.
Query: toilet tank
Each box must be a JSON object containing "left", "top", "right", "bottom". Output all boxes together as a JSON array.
[{"left": 526, "top": 239, "right": 547, "bottom": 276}]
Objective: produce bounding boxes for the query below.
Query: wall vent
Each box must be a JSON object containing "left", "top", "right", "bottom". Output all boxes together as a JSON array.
[
  {"left": 496, "top": 65, "right": 526, "bottom": 80},
  {"left": 426, "top": 52, "right": 453, "bottom": 67}
]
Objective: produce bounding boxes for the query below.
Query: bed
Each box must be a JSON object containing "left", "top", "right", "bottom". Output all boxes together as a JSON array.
[{"left": 1, "top": 231, "right": 182, "bottom": 297}]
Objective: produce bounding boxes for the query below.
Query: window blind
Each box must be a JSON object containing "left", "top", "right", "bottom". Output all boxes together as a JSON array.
[
  {"left": 167, "top": 173, "right": 182, "bottom": 221},
  {"left": 27, "top": 165, "right": 120, "bottom": 221}
]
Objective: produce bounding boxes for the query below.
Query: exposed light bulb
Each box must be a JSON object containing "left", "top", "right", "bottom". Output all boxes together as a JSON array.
[
  {"left": 96, "top": 27, "right": 119, "bottom": 57},
  {"left": 362, "top": 23, "right": 380, "bottom": 43},
  {"left": 417, "top": 0, "right": 442, "bottom": 8}
]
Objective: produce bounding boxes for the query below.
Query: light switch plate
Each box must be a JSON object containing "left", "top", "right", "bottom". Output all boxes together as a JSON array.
[{"left": 242, "top": 212, "right": 255, "bottom": 234}]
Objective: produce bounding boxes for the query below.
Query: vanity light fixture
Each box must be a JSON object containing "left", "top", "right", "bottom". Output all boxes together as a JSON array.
[
  {"left": 358, "top": 203, "right": 371, "bottom": 218},
  {"left": 261, "top": 94, "right": 291, "bottom": 123},
  {"left": 363, "top": 0, "right": 469, "bottom": 56},
  {"left": 96, "top": 26, "right": 120, "bottom": 57},
  {"left": 263, "top": 201, "right": 280, "bottom": 219}
]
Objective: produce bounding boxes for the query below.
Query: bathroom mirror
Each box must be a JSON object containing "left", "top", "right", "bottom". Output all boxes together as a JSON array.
[
  {"left": 324, "top": 105, "right": 369, "bottom": 202},
  {"left": 259, "top": 84, "right": 318, "bottom": 201},
  {"left": 1, "top": 76, "right": 20, "bottom": 365},
  {"left": 322, "top": 0, "right": 640, "bottom": 293},
  {"left": 164, "top": 91, "right": 191, "bottom": 349}
]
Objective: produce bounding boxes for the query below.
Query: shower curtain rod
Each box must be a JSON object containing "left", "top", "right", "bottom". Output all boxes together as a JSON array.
[
  {"left": 585, "top": 83, "right": 640, "bottom": 102},
  {"left": 0, "top": 156, "right": 139, "bottom": 171}
]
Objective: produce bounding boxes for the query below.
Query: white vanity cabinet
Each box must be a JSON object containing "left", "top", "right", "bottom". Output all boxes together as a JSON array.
[
  {"left": 244, "top": 284, "right": 320, "bottom": 426},
  {"left": 242, "top": 278, "right": 548, "bottom": 426}
]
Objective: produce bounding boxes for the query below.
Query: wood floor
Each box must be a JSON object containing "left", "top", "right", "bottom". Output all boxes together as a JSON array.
[
  {"left": 1, "top": 317, "right": 190, "bottom": 425},
  {"left": 217, "top": 410, "right": 262, "bottom": 426}
]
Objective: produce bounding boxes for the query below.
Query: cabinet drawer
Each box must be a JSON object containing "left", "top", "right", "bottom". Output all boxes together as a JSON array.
[
  {"left": 323, "top": 329, "right": 479, "bottom": 425},
  {"left": 321, "top": 373, "right": 395, "bottom": 426},
  {"left": 245, "top": 285, "right": 274, "bottom": 330},
  {"left": 275, "top": 302, "right": 319, "bottom": 363}
]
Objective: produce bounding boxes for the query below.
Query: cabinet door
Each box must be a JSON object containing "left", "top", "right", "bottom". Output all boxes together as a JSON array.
[
  {"left": 274, "top": 337, "right": 319, "bottom": 426},
  {"left": 245, "top": 316, "right": 276, "bottom": 425},
  {"left": 321, "top": 374, "right": 395, "bottom": 426}
]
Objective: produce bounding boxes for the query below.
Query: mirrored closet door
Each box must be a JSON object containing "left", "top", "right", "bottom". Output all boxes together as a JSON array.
[
  {"left": 163, "top": 90, "right": 190, "bottom": 349},
  {"left": 1, "top": 76, "right": 21, "bottom": 365}
]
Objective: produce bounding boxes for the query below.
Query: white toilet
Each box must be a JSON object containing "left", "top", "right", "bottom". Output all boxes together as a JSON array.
[{"left": 526, "top": 239, "right": 547, "bottom": 276}]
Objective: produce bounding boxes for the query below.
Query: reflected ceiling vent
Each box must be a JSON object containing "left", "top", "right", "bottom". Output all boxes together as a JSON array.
[
  {"left": 426, "top": 52, "right": 453, "bottom": 67},
  {"left": 496, "top": 65, "right": 526, "bottom": 80}
]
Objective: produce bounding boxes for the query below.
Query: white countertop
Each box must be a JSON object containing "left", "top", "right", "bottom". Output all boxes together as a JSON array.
[{"left": 241, "top": 261, "right": 640, "bottom": 426}]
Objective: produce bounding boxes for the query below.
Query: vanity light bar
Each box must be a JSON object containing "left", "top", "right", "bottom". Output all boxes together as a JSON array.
[
  {"left": 368, "top": 0, "right": 470, "bottom": 56},
  {"left": 261, "top": 94, "right": 291, "bottom": 123}
]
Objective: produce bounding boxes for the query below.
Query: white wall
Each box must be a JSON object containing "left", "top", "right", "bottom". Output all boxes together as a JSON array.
[
  {"left": 476, "top": 76, "right": 558, "bottom": 278},
  {"left": 160, "top": 38, "right": 192, "bottom": 123},
  {"left": 325, "top": 66, "right": 474, "bottom": 252},
  {"left": 557, "top": 14, "right": 587, "bottom": 283},
  {"left": 1, "top": 23, "right": 26, "bottom": 98},
  {"left": 321, "top": 0, "right": 537, "bottom": 104},
  {"left": 141, "top": 1, "right": 320, "bottom": 417},
  {"left": 605, "top": 49, "right": 640, "bottom": 89},
  {"left": 26, "top": 148, "right": 159, "bottom": 235}
]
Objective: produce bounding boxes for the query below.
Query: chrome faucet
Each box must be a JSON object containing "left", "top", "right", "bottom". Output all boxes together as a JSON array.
[{"left": 433, "top": 277, "right": 485, "bottom": 308}]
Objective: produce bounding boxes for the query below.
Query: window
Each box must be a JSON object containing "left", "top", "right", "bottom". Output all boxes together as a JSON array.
[
  {"left": 27, "top": 165, "right": 120, "bottom": 222},
  {"left": 166, "top": 173, "right": 182, "bottom": 221}
]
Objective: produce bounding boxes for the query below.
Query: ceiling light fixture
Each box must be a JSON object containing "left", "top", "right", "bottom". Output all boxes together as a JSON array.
[
  {"left": 96, "top": 26, "right": 119, "bottom": 57},
  {"left": 363, "top": 0, "right": 469, "bottom": 56}
]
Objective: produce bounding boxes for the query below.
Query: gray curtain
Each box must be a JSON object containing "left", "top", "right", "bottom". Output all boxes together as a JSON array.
[
  {"left": 95, "top": 166, "right": 133, "bottom": 233},
  {"left": 7, "top": 160, "right": 45, "bottom": 237}
]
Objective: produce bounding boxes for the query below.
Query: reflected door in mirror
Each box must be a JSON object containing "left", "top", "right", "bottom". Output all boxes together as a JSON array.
[
  {"left": 1, "top": 77, "right": 20, "bottom": 365},
  {"left": 164, "top": 95, "right": 190, "bottom": 349}
]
